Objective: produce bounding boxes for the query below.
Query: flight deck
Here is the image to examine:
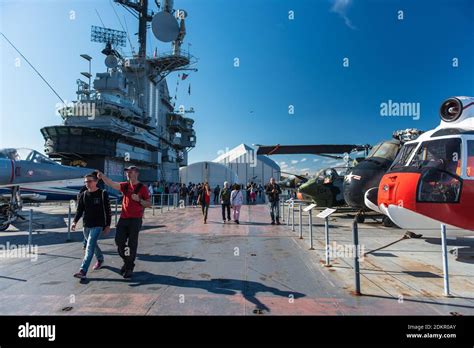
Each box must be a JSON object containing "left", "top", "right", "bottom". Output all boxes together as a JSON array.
[{"left": 0, "top": 202, "right": 472, "bottom": 316}]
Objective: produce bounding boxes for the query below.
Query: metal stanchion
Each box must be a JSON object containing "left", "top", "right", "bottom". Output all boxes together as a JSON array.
[
  {"left": 281, "top": 200, "right": 285, "bottom": 222},
  {"left": 287, "top": 203, "right": 290, "bottom": 226},
  {"left": 291, "top": 202, "right": 295, "bottom": 232},
  {"left": 28, "top": 209, "right": 32, "bottom": 254},
  {"left": 309, "top": 209, "right": 314, "bottom": 250},
  {"left": 67, "top": 204, "right": 72, "bottom": 242},
  {"left": 324, "top": 216, "right": 331, "bottom": 266},
  {"left": 352, "top": 219, "right": 361, "bottom": 295},
  {"left": 298, "top": 204, "right": 303, "bottom": 239},
  {"left": 160, "top": 193, "right": 163, "bottom": 213},
  {"left": 152, "top": 195, "right": 155, "bottom": 216},
  {"left": 440, "top": 224, "right": 451, "bottom": 296},
  {"left": 167, "top": 194, "right": 170, "bottom": 211}
]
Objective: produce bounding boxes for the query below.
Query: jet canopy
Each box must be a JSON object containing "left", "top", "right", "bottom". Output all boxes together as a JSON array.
[{"left": 0, "top": 148, "right": 59, "bottom": 165}]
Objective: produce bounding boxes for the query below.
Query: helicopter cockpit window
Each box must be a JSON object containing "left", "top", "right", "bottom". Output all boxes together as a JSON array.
[
  {"left": 410, "top": 138, "right": 462, "bottom": 176},
  {"left": 323, "top": 169, "right": 336, "bottom": 184},
  {"left": 391, "top": 143, "right": 418, "bottom": 170},
  {"left": 316, "top": 169, "right": 326, "bottom": 181},
  {"left": 366, "top": 142, "right": 400, "bottom": 161},
  {"left": 417, "top": 168, "right": 462, "bottom": 203},
  {"left": 467, "top": 141, "right": 474, "bottom": 177}
]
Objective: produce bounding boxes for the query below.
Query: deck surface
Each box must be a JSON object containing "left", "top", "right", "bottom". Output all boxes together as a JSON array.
[{"left": 0, "top": 202, "right": 473, "bottom": 315}]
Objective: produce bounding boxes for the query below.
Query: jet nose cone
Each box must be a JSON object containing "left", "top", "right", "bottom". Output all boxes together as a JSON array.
[{"left": 0, "top": 158, "right": 14, "bottom": 185}]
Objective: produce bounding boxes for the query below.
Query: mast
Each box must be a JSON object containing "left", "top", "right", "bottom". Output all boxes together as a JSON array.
[
  {"left": 114, "top": 0, "right": 153, "bottom": 58},
  {"left": 138, "top": 0, "right": 149, "bottom": 58}
]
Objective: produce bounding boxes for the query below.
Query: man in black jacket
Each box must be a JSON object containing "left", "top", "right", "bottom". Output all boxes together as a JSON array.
[
  {"left": 219, "top": 181, "right": 231, "bottom": 223},
  {"left": 72, "top": 172, "right": 111, "bottom": 279},
  {"left": 265, "top": 177, "right": 282, "bottom": 225}
]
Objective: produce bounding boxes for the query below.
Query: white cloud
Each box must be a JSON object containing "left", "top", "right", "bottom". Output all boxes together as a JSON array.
[
  {"left": 330, "top": 0, "right": 356, "bottom": 30},
  {"left": 291, "top": 160, "right": 299, "bottom": 164},
  {"left": 300, "top": 158, "right": 307, "bottom": 162},
  {"left": 313, "top": 158, "right": 320, "bottom": 162},
  {"left": 279, "top": 161, "right": 286, "bottom": 165}
]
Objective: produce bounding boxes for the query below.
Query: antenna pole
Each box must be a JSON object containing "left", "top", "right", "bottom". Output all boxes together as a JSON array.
[
  {"left": 138, "top": 0, "right": 148, "bottom": 58},
  {"left": 115, "top": 0, "right": 153, "bottom": 59}
]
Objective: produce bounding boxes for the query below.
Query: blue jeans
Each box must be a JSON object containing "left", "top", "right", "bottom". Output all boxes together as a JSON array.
[
  {"left": 268, "top": 200, "right": 280, "bottom": 221},
  {"left": 81, "top": 227, "right": 104, "bottom": 274}
]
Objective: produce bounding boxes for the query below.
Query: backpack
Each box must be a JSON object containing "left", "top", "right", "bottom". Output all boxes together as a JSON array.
[{"left": 221, "top": 188, "right": 231, "bottom": 202}]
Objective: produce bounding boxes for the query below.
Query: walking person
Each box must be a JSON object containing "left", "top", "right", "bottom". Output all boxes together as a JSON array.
[
  {"left": 97, "top": 166, "right": 151, "bottom": 279},
  {"left": 72, "top": 172, "right": 111, "bottom": 279},
  {"left": 230, "top": 184, "right": 243, "bottom": 224},
  {"left": 197, "top": 182, "right": 211, "bottom": 223},
  {"left": 265, "top": 177, "right": 282, "bottom": 225},
  {"left": 192, "top": 184, "right": 199, "bottom": 206},
  {"left": 258, "top": 184, "right": 264, "bottom": 203},
  {"left": 76, "top": 184, "right": 88, "bottom": 252},
  {"left": 213, "top": 185, "right": 220, "bottom": 205},
  {"left": 188, "top": 184, "right": 195, "bottom": 206},
  {"left": 245, "top": 183, "right": 252, "bottom": 204},
  {"left": 250, "top": 184, "right": 257, "bottom": 204},
  {"left": 219, "top": 181, "right": 231, "bottom": 223},
  {"left": 180, "top": 184, "right": 188, "bottom": 206}
]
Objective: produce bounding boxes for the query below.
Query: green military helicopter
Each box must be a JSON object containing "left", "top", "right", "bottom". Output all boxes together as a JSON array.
[{"left": 257, "top": 144, "right": 368, "bottom": 208}]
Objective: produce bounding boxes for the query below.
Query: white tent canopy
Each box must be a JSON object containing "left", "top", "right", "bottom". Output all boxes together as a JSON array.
[
  {"left": 179, "top": 161, "right": 239, "bottom": 188},
  {"left": 213, "top": 144, "right": 280, "bottom": 185}
]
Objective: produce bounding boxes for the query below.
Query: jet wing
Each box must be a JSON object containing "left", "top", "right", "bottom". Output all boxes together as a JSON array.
[{"left": 256, "top": 144, "right": 368, "bottom": 156}]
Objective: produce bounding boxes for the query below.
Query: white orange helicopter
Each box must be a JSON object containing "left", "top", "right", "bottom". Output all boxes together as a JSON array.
[{"left": 365, "top": 96, "right": 474, "bottom": 231}]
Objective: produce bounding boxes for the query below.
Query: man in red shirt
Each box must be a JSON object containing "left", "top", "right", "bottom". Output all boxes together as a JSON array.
[{"left": 97, "top": 166, "right": 151, "bottom": 278}]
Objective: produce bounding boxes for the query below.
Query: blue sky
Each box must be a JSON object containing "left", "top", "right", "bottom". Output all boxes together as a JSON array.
[{"left": 1, "top": 0, "right": 473, "bottom": 175}]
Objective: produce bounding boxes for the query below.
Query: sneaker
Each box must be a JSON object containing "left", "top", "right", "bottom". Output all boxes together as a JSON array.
[
  {"left": 236, "top": 220, "right": 239, "bottom": 224},
  {"left": 123, "top": 269, "right": 133, "bottom": 279},
  {"left": 223, "top": 220, "right": 226, "bottom": 224},
  {"left": 271, "top": 221, "right": 275, "bottom": 225},
  {"left": 92, "top": 260, "right": 104, "bottom": 271},
  {"left": 120, "top": 264, "right": 126, "bottom": 275},
  {"left": 73, "top": 270, "right": 86, "bottom": 279},
  {"left": 276, "top": 220, "right": 281, "bottom": 225}
]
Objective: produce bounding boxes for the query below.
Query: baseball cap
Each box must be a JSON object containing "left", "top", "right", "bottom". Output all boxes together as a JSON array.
[{"left": 124, "top": 165, "right": 139, "bottom": 171}]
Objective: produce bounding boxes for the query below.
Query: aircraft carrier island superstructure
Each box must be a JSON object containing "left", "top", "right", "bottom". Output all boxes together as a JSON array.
[{"left": 40, "top": 0, "right": 197, "bottom": 183}]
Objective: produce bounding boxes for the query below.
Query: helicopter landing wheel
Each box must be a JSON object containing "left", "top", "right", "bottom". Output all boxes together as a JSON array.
[
  {"left": 356, "top": 214, "right": 365, "bottom": 224},
  {"left": 382, "top": 216, "right": 395, "bottom": 228}
]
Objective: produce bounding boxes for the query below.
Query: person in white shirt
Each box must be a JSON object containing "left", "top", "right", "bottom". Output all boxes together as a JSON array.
[{"left": 230, "top": 184, "right": 244, "bottom": 224}]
